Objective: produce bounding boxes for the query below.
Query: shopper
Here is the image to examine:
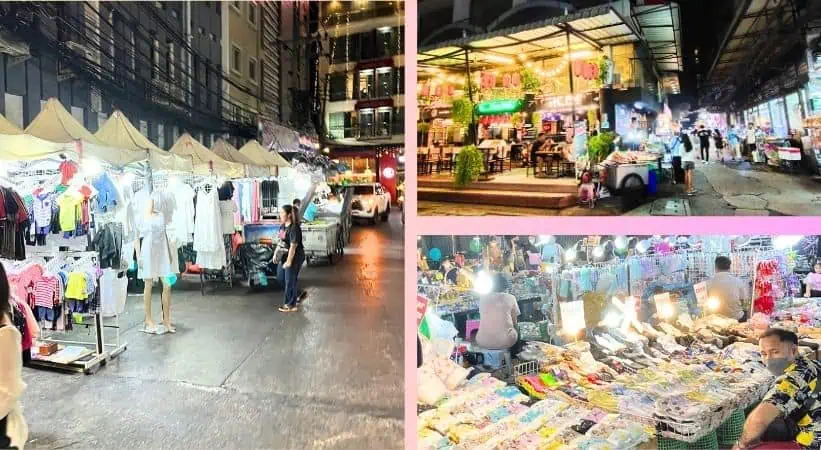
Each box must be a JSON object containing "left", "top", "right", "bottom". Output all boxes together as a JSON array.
[
  {"left": 277, "top": 204, "right": 305, "bottom": 313},
  {"left": 746, "top": 123, "right": 758, "bottom": 159},
  {"left": 733, "top": 329, "right": 816, "bottom": 450},
  {"left": 0, "top": 263, "right": 28, "bottom": 449},
  {"left": 708, "top": 256, "right": 748, "bottom": 321},
  {"left": 680, "top": 130, "right": 696, "bottom": 196},
  {"left": 475, "top": 273, "right": 522, "bottom": 355},
  {"left": 805, "top": 262, "right": 821, "bottom": 298},
  {"left": 728, "top": 127, "right": 741, "bottom": 160},
  {"left": 697, "top": 125, "right": 712, "bottom": 163},
  {"left": 529, "top": 133, "right": 548, "bottom": 170},
  {"left": 292, "top": 199, "right": 307, "bottom": 303}
]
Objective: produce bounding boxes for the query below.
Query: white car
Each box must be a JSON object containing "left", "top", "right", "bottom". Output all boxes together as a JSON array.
[{"left": 351, "top": 183, "right": 391, "bottom": 224}]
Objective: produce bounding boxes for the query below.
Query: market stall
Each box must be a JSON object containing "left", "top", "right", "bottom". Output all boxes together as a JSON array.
[{"left": 418, "top": 235, "right": 821, "bottom": 449}]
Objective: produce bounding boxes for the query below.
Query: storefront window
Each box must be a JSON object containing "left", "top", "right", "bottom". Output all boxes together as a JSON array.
[
  {"left": 376, "top": 67, "right": 392, "bottom": 97},
  {"left": 360, "top": 30, "right": 375, "bottom": 60},
  {"left": 359, "top": 109, "right": 375, "bottom": 137},
  {"left": 377, "top": 107, "right": 391, "bottom": 136},
  {"left": 358, "top": 69, "right": 375, "bottom": 99},
  {"left": 376, "top": 27, "right": 395, "bottom": 58},
  {"left": 786, "top": 93, "right": 803, "bottom": 132}
]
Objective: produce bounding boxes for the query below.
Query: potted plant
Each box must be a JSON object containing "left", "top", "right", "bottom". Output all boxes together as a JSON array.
[
  {"left": 520, "top": 68, "right": 541, "bottom": 93},
  {"left": 454, "top": 145, "right": 484, "bottom": 187},
  {"left": 587, "top": 131, "right": 617, "bottom": 165}
]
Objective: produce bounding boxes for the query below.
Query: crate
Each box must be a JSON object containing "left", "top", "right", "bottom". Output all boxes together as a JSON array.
[{"left": 716, "top": 409, "right": 745, "bottom": 446}]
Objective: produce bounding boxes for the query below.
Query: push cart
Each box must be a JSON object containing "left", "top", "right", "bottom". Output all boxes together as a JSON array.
[{"left": 303, "top": 221, "right": 344, "bottom": 265}]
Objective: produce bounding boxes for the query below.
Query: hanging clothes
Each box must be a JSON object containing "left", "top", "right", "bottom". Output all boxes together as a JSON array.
[
  {"left": 167, "top": 178, "right": 195, "bottom": 244},
  {"left": 193, "top": 186, "right": 225, "bottom": 270}
]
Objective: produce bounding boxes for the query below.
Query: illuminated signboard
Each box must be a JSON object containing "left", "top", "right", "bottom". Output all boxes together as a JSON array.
[{"left": 475, "top": 99, "right": 522, "bottom": 115}]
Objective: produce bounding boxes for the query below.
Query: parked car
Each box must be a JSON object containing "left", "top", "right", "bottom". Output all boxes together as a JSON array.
[{"left": 351, "top": 183, "right": 391, "bottom": 224}]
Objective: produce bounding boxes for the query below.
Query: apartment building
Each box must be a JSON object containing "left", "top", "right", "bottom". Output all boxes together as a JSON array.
[{"left": 318, "top": 1, "right": 404, "bottom": 198}]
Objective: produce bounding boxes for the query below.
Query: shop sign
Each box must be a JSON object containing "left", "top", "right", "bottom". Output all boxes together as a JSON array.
[
  {"left": 538, "top": 92, "right": 598, "bottom": 113},
  {"left": 476, "top": 99, "right": 522, "bottom": 115},
  {"left": 572, "top": 60, "right": 599, "bottom": 81},
  {"left": 479, "top": 71, "right": 521, "bottom": 90},
  {"left": 420, "top": 83, "right": 456, "bottom": 98},
  {"left": 693, "top": 281, "right": 708, "bottom": 306}
]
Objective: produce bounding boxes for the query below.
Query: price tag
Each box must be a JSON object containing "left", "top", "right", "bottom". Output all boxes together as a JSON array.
[
  {"left": 417, "top": 295, "right": 429, "bottom": 328},
  {"left": 560, "top": 300, "right": 586, "bottom": 332},
  {"left": 694, "top": 281, "right": 708, "bottom": 306}
]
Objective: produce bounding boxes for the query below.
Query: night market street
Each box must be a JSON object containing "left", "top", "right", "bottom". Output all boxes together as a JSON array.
[{"left": 21, "top": 213, "right": 404, "bottom": 450}]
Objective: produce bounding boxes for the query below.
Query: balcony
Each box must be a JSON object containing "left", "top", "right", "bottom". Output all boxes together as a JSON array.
[{"left": 322, "top": 3, "right": 399, "bottom": 24}]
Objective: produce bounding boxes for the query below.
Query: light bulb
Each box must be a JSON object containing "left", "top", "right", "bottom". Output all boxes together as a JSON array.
[
  {"left": 593, "top": 245, "right": 604, "bottom": 259},
  {"left": 565, "top": 248, "right": 577, "bottom": 262},
  {"left": 615, "top": 236, "right": 628, "bottom": 250},
  {"left": 474, "top": 271, "right": 493, "bottom": 295},
  {"left": 707, "top": 296, "right": 720, "bottom": 311},
  {"left": 604, "top": 312, "right": 621, "bottom": 328}
]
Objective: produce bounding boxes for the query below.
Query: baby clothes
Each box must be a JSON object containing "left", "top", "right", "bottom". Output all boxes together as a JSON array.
[{"left": 65, "top": 272, "right": 88, "bottom": 300}]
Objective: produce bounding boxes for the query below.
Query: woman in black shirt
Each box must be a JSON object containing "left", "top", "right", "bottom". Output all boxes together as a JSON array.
[{"left": 277, "top": 205, "right": 306, "bottom": 312}]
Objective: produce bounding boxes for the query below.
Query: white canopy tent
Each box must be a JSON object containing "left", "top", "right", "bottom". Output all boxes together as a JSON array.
[
  {"left": 0, "top": 113, "right": 68, "bottom": 161},
  {"left": 94, "top": 110, "right": 192, "bottom": 172},
  {"left": 24, "top": 98, "right": 142, "bottom": 167},
  {"left": 169, "top": 133, "right": 244, "bottom": 178},
  {"left": 239, "top": 139, "right": 290, "bottom": 168},
  {"left": 210, "top": 139, "right": 268, "bottom": 178}
]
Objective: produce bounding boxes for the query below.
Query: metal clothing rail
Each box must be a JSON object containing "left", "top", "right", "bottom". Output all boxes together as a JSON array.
[{"left": 26, "top": 250, "right": 127, "bottom": 375}]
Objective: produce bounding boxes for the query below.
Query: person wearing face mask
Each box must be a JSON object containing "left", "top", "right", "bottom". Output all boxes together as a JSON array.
[{"left": 734, "top": 328, "right": 819, "bottom": 450}]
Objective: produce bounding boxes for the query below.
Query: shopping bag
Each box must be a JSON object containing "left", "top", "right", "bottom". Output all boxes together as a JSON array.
[{"left": 303, "top": 202, "right": 318, "bottom": 222}]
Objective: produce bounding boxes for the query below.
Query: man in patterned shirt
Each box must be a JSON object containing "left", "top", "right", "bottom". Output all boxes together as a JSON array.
[{"left": 735, "top": 328, "right": 820, "bottom": 449}]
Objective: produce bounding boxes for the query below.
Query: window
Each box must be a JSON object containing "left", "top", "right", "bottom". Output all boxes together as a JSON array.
[
  {"left": 329, "top": 112, "right": 345, "bottom": 140},
  {"left": 375, "top": 67, "right": 392, "bottom": 98},
  {"left": 128, "top": 30, "right": 136, "bottom": 79},
  {"left": 167, "top": 42, "right": 175, "bottom": 81},
  {"left": 151, "top": 38, "right": 159, "bottom": 80},
  {"left": 231, "top": 44, "right": 241, "bottom": 73},
  {"left": 376, "top": 27, "right": 394, "bottom": 58},
  {"left": 358, "top": 69, "right": 374, "bottom": 99},
  {"left": 329, "top": 73, "right": 347, "bottom": 101},
  {"left": 393, "top": 107, "right": 404, "bottom": 135},
  {"left": 231, "top": 1, "right": 241, "bottom": 12},
  {"left": 359, "top": 109, "right": 375, "bottom": 137},
  {"left": 360, "top": 31, "right": 375, "bottom": 60},
  {"left": 376, "top": 107, "right": 391, "bottom": 137},
  {"left": 248, "top": 2, "right": 257, "bottom": 26},
  {"left": 248, "top": 57, "right": 258, "bottom": 84}
]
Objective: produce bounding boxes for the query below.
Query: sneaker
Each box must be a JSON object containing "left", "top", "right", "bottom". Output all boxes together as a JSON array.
[
  {"left": 278, "top": 305, "right": 298, "bottom": 313},
  {"left": 297, "top": 290, "right": 308, "bottom": 304}
]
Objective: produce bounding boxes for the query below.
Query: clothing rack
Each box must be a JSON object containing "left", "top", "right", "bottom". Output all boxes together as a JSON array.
[{"left": 26, "top": 250, "right": 127, "bottom": 375}]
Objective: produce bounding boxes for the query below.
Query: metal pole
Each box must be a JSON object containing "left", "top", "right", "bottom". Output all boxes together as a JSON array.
[
  {"left": 566, "top": 30, "right": 576, "bottom": 133},
  {"left": 464, "top": 49, "right": 477, "bottom": 145}
]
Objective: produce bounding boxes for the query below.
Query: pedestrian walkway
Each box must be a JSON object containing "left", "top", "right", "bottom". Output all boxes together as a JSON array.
[{"left": 22, "top": 216, "right": 404, "bottom": 450}]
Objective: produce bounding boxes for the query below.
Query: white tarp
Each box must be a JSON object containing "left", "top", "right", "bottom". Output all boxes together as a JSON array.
[
  {"left": 238, "top": 139, "right": 290, "bottom": 168},
  {"left": 210, "top": 139, "right": 268, "bottom": 178},
  {"left": 95, "top": 110, "right": 192, "bottom": 172},
  {"left": 169, "top": 133, "right": 244, "bottom": 178},
  {"left": 24, "top": 98, "right": 141, "bottom": 167}
]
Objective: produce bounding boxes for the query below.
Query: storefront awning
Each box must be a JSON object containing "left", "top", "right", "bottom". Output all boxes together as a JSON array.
[
  {"left": 629, "top": 1, "right": 682, "bottom": 72},
  {"left": 94, "top": 110, "right": 192, "bottom": 173},
  {"left": 418, "top": 6, "right": 641, "bottom": 71},
  {"left": 169, "top": 133, "right": 244, "bottom": 178}
]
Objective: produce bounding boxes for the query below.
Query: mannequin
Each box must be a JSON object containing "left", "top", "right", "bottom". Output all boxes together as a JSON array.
[{"left": 134, "top": 190, "right": 178, "bottom": 334}]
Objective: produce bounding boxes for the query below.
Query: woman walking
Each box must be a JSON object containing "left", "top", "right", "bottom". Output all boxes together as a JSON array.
[
  {"left": 680, "top": 130, "right": 697, "bottom": 196},
  {"left": 0, "top": 263, "right": 28, "bottom": 449},
  {"left": 277, "top": 205, "right": 305, "bottom": 313}
]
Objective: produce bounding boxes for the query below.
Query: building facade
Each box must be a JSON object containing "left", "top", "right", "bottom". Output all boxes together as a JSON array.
[
  {"left": 222, "top": 0, "right": 264, "bottom": 135},
  {"left": 318, "top": 1, "right": 404, "bottom": 200},
  {"left": 0, "top": 1, "right": 260, "bottom": 150}
]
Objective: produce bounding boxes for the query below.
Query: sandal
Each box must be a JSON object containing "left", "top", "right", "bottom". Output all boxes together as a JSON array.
[
  {"left": 278, "top": 305, "right": 298, "bottom": 313},
  {"left": 163, "top": 324, "right": 177, "bottom": 334},
  {"left": 139, "top": 324, "right": 158, "bottom": 334}
]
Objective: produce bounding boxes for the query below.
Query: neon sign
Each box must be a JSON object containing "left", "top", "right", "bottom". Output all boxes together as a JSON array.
[{"left": 476, "top": 99, "right": 522, "bottom": 115}]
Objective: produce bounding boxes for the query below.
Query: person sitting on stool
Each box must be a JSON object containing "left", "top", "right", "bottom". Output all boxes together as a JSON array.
[
  {"left": 475, "top": 273, "right": 522, "bottom": 356},
  {"left": 734, "top": 328, "right": 820, "bottom": 450}
]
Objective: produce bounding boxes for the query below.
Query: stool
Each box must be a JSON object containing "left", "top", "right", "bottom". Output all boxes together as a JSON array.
[{"left": 470, "top": 345, "right": 512, "bottom": 377}]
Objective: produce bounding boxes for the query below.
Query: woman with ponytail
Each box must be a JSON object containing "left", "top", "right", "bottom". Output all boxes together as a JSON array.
[
  {"left": 277, "top": 205, "right": 306, "bottom": 312},
  {"left": 0, "top": 263, "right": 27, "bottom": 449}
]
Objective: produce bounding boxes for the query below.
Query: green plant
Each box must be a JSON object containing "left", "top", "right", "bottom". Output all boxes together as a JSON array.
[
  {"left": 453, "top": 145, "right": 484, "bottom": 187},
  {"left": 587, "top": 131, "right": 618, "bottom": 164},
  {"left": 451, "top": 98, "right": 474, "bottom": 128},
  {"left": 597, "top": 56, "right": 611, "bottom": 86},
  {"left": 520, "top": 68, "right": 541, "bottom": 92},
  {"left": 417, "top": 122, "right": 430, "bottom": 134}
]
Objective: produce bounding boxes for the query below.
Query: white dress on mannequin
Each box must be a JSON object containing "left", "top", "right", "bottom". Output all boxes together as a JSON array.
[
  {"left": 194, "top": 187, "right": 225, "bottom": 269},
  {"left": 138, "top": 191, "right": 179, "bottom": 280}
]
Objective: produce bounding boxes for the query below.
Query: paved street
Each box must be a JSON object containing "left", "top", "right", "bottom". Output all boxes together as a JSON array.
[
  {"left": 22, "top": 213, "right": 404, "bottom": 450},
  {"left": 419, "top": 160, "right": 821, "bottom": 216}
]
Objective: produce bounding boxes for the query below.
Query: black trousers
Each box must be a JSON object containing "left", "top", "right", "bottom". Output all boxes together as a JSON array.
[{"left": 700, "top": 142, "right": 710, "bottom": 161}]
